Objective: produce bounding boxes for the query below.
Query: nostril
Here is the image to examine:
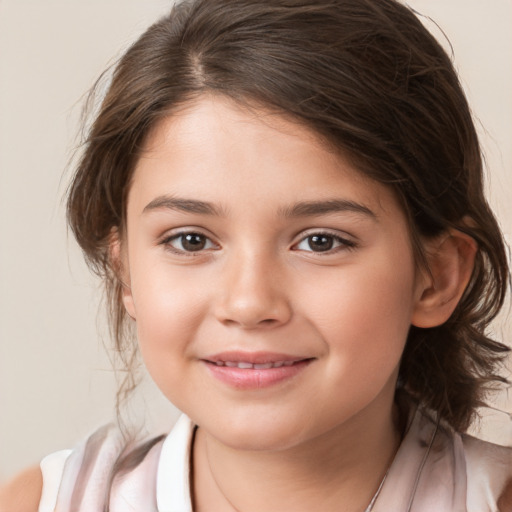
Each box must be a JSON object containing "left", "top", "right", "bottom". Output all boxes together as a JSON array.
[
  {"left": 214, "top": 281, "right": 292, "bottom": 329},
  {"left": 222, "top": 317, "right": 279, "bottom": 329},
  {"left": 218, "top": 315, "right": 288, "bottom": 330}
]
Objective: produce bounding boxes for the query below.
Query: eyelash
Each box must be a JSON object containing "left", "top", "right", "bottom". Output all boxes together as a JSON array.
[
  {"left": 160, "top": 231, "right": 218, "bottom": 255},
  {"left": 159, "top": 230, "right": 357, "bottom": 256},
  {"left": 293, "top": 231, "right": 357, "bottom": 254}
]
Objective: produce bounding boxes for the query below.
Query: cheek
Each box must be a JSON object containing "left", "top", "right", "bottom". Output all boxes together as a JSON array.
[
  {"left": 304, "top": 252, "right": 416, "bottom": 373},
  {"left": 132, "top": 282, "right": 208, "bottom": 404},
  {"left": 128, "top": 260, "right": 211, "bottom": 370}
]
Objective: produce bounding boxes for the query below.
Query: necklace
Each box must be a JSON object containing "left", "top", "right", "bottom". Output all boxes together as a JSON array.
[
  {"left": 204, "top": 441, "right": 388, "bottom": 512},
  {"left": 364, "top": 470, "right": 388, "bottom": 512}
]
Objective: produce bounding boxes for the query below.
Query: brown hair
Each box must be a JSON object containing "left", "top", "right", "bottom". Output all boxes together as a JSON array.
[{"left": 67, "top": 0, "right": 509, "bottom": 432}]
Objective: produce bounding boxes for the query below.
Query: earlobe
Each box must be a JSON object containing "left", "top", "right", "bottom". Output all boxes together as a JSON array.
[
  {"left": 121, "top": 282, "right": 137, "bottom": 320},
  {"left": 412, "top": 229, "right": 477, "bottom": 328},
  {"left": 109, "top": 229, "right": 137, "bottom": 320}
]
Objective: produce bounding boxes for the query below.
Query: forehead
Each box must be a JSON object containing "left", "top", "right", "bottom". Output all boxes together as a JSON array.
[{"left": 129, "top": 95, "right": 401, "bottom": 221}]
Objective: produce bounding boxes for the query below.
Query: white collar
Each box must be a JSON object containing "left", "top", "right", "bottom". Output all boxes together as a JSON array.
[{"left": 156, "top": 415, "right": 195, "bottom": 512}]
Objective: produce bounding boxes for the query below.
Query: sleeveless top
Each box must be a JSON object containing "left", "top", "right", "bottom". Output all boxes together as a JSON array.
[{"left": 38, "top": 405, "right": 512, "bottom": 512}]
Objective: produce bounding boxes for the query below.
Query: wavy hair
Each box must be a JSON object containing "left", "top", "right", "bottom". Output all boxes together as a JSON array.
[{"left": 67, "top": 0, "right": 509, "bottom": 432}]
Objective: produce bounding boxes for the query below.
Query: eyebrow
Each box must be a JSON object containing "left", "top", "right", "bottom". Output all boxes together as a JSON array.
[
  {"left": 143, "top": 196, "right": 226, "bottom": 216},
  {"left": 142, "top": 195, "right": 376, "bottom": 220},
  {"left": 278, "top": 199, "right": 377, "bottom": 219}
]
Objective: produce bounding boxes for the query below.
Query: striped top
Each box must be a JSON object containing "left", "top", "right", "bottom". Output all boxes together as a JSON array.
[{"left": 38, "top": 405, "right": 512, "bottom": 512}]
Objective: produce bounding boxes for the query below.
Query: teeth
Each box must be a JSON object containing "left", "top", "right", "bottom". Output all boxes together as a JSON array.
[
  {"left": 253, "top": 363, "right": 273, "bottom": 369},
  {"left": 214, "top": 360, "right": 298, "bottom": 369}
]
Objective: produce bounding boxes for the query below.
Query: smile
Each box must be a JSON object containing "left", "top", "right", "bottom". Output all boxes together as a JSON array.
[
  {"left": 212, "top": 360, "right": 297, "bottom": 369},
  {"left": 202, "top": 352, "right": 314, "bottom": 389}
]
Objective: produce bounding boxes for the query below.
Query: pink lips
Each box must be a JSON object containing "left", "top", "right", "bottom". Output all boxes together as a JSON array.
[{"left": 202, "top": 351, "right": 313, "bottom": 389}]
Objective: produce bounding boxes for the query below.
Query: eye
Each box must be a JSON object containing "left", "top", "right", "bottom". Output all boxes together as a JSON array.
[
  {"left": 294, "top": 232, "right": 356, "bottom": 253},
  {"left": 163, "top": 231, "right": 217, "bottom": 253}
]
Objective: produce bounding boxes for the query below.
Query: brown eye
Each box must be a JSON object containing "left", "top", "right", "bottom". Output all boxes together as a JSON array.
[
  {"left": 294, "top": 232, "right": 356, "bottom": 254},
  {"left": 307, "top": 235, "right": 334, "bottom": 252},
  {"left": 181, "top": 233, "right": 207, "bottom": 251},
  {"left": 165, "top": 232, "right": 216, "bottom": 253}
]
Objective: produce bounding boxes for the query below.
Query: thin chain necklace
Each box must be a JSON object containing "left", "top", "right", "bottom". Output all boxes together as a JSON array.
[
  {"left": 364, "top": 470, "right": 388, "bottom": 512},
  {"left": 204, "top": 441, "right": 388, "bottom": 512}
]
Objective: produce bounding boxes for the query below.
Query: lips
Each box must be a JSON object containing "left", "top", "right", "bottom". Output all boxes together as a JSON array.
[
  {"left": 202, "top": 351, "right": 313, "bottom": 389},
  {"left": 204, "top": 351, "right": 308, "bottom": 365},
  {"left": 214, "top": 360, "right": 297, "bottom": 369}
]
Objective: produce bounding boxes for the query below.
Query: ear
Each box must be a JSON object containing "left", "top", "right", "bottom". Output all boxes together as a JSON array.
[
  {"left": 412, "top": 229, "right": 477, "bottom": 328},
  {"left": 109, "top": 229, "right": 137, "bottom": 320}
]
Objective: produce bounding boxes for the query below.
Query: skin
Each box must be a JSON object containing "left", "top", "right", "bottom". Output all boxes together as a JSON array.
[
  {"left": 0, "top": 95, "right": 475, "bottom": 512},
  {"left": 0, "top": 466, "right": 42, "bottom": 512},
  {"left": 120, "top": 95, "right": 449, "bottom": 512}
]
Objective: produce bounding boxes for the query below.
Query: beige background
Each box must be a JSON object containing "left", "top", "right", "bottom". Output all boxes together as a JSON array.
[{"left": 0, "top": 0, "right": 511, "bottom": 480}]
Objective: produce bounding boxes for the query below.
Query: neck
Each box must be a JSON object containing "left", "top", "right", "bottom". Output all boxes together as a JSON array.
[{"left": 192, "top": 393, "right": 402, "bottom": 512}]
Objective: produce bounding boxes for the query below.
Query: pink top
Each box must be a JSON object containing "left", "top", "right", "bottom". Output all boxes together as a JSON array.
[{"left": 38, "top": 404, "right": 512, "bottom": 512}]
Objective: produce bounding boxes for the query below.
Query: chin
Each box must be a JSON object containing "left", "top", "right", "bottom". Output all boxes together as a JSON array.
[
  {"left": 217, "top": 425, "right": 304, "bottom": 452},
  {"left": 194, "top": 409, "right": 308, "bottom": 452}
]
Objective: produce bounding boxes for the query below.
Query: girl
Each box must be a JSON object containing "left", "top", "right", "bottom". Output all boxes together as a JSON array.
[{"left": 2, "top": 0, "right": 511, "bottom": 510}]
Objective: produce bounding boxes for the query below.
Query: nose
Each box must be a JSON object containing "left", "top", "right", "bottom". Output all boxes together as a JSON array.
[{"left": 214, "top": 250, "right": 292, "bottom": 329}]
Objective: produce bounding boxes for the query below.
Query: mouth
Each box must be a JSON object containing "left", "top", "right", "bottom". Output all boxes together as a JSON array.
[
  {"left": 210, "top": 360, "right": 301, "bottom": 369},
  {"left": 201, "top": 352, "right": 314, "bottom": 389}
]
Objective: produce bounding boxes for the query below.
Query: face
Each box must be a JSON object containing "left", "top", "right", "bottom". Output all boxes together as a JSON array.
[{"left": 121, "top": 96, "right": 426, "bottom": 451}]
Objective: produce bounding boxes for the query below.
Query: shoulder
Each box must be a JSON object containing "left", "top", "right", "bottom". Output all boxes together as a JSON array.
[
  {"left": 461, "top": 433, "right": 512, "bottom": 511},
  {"left": 37, "top": 424, "right": 166, "bottom": 511},
  {"left": 404, "top": 401, "right": 512, "bottom": 511},
  {"left": 0, "top": 465, "right": 42, "bottom": 512}
]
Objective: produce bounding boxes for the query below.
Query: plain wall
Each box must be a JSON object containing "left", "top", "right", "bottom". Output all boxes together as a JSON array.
[{"left": 1, "top": 0, "right": 511, "bottom": 480}]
